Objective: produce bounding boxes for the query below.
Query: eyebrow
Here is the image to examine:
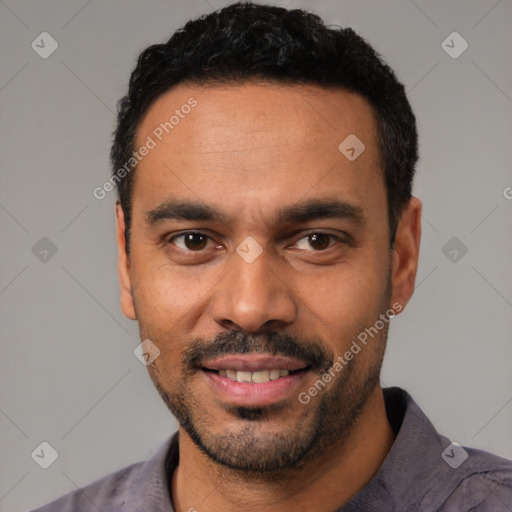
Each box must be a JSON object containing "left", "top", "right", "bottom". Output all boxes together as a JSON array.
[{"left": 145, "top": 198, "right": 366, "bottom": 228}]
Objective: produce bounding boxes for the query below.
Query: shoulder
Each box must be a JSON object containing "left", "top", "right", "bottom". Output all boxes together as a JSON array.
[
  {"left": 433, "top": 447, "right": 512, "bottom": 511},
  {"left": 379, "top": 388, "right": 512, "bottom": 511},
  {"left": 30, "top": 434, "right": 178, "bottom": 512},
  {"left": 30, "top": 461, "right": 146, "bottom": 511}
]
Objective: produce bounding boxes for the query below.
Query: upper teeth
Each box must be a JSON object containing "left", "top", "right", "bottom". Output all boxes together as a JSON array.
[{"left": 218, "top": 369, "right": 290, "bottom": 383}]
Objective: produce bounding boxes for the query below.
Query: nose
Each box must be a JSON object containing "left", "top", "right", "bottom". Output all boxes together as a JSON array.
[{"left": 211, "top": 245, "right": 297, "bottom": 332}]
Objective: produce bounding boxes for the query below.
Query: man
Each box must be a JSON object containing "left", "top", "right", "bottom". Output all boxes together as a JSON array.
[{"left": 33, "top": 2, "right": 512, "bottom": 511}]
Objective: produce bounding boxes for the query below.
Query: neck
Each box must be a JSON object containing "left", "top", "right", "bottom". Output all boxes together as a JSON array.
[{"left": 171, "top": 386, "right": 394, "bottom": 512}]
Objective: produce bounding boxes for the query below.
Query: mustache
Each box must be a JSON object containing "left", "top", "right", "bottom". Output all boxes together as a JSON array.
[{"left": 183, "top": 330, "right": 334, "bottom": 374}]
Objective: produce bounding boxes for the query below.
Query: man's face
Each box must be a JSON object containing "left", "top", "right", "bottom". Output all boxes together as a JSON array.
[{"left": 117, "top": 82, "right": 412, "bottom": 472}]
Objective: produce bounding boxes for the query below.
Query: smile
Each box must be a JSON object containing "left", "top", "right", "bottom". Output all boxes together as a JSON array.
[
  {"left": 200, "top": 353, "right": 310, "bottom": 406},
  {"left": 206, "top": 368, "right": 300, "bottom": 383}
]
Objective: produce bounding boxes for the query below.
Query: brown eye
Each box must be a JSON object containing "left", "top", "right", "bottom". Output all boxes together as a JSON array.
[
  {"left": 170, "top": 232, "right": 210, "bottom": 251},
  {"left": 307, "top": 233, "right": 331, "bottom": 250},
  {"left": 297, "top": 233, "right": 339, "bottom": 252}
]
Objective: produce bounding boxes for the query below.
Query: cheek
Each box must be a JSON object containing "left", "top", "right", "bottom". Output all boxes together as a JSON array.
[
  {"left": 129, "top": 260, "right": 217, "bottom": 366},
  {"left": 131, "top": 259, "right": 204, "bottom": 322},
  {"left": 300, "top": 260, "right": 389, "bottom": 348}
]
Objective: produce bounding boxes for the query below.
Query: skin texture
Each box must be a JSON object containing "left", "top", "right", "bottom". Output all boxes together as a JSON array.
[{"left": 115, "top": 82, "right": 422, "bottom": 512}]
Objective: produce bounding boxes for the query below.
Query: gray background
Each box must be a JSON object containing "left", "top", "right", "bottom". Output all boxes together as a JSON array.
[{"left": 1, "top": 0, "right": 511, "bottom": 510}]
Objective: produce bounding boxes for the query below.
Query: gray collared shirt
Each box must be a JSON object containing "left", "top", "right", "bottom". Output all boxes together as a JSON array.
[{"left": 32, "top": 387, "right": 512, "bottom": 511}]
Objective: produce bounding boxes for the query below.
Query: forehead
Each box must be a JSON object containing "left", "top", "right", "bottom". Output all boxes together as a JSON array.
[
  {"left": 137, "top": 81, "right": 379, "bottom": 157},
  {"left": 132, "top": 82, "right": 385, "bottom": 227}
]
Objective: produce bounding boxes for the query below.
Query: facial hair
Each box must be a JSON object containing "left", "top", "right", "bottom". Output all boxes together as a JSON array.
[{"left": 145, "top": 272, "right": 392, "bottom": 474}]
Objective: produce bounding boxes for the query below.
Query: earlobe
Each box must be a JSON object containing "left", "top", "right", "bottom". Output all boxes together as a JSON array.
[
  {"left": 390, "top": 197, "right": 422, "bottom": 313},
  {"left": 115, "top": 203, "right": 137, "bottom": 320}
]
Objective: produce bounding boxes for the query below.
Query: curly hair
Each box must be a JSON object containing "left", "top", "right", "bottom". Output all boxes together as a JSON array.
[{"left": 111, "top": 1, "right": 418, "bottom": 252}]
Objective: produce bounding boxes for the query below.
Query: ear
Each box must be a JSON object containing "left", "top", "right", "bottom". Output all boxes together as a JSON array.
[
  {"left": 390, "top": 197, "right": 422, "bottom": 313},
  {"left": 116, "top": 202, "right": 136, "bottom": 320}
]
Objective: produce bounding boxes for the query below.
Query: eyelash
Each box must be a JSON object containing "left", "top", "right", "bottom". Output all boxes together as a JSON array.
[{"left": 165, "top": 230, "right": 346, "bottom": 252}]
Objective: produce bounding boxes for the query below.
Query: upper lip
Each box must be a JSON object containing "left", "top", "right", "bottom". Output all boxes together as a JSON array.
[{"left": 201, "top": 354, "right": 309, "bottom": 372}]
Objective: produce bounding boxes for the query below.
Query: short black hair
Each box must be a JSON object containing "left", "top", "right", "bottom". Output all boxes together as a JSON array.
[{"left": 111, "top": 1, "right": 418, "bottom": 252}]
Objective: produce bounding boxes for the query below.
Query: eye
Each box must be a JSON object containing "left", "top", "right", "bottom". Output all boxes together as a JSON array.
[
  {"left": 294, "top": 232, "right": 341, "bottom": 251},
  {"left": 166, "top": 231, "right": 346, "bottom": 254},
  {"left": 168, "top": 231, "right": 214, "bottom": 251}
]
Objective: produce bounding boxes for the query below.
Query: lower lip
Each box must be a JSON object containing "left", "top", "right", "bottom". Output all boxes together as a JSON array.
[{"left": 202, "top": 370, "right": 308, "bottom": 407}]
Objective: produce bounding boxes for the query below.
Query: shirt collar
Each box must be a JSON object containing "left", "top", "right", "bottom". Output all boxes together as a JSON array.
[
  {"left": 338, "top": 386, "right": 485, "bottom": 511},
  {"left": 120, "top": 434, "right": 178, "bottom": 511}
]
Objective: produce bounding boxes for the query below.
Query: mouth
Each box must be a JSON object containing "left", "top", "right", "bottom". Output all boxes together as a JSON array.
[
  {"left": 199, "top": 354, "right": 311, "bottom": 407},
  {"left": 204, "top": 367, "right": 307, "bottom": 383}
]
